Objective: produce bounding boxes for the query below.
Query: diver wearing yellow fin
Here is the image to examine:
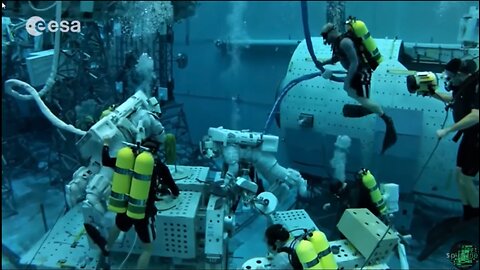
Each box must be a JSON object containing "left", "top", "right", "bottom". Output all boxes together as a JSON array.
[{"left": 320, "top": 18, "right": 397, "bottom": 154}]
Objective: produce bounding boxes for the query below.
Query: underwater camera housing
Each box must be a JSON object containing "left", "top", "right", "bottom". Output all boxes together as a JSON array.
[{"left": 406, "top": 71, "right": 439, "bottom": 96}]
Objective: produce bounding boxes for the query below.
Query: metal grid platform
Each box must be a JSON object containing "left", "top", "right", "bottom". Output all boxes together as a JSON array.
[
  {"left": 271, "top": 209, "right": 319, "bottom": 237},
  {"left": 330, "top": 239, "right": 365, "bottom": 269},
  {"left": 20, "top": 204, "right": 99, "bottom": 269},
  {"left": 20, "top": 192, "right": 205, "bottom": 267},
  {"left": 169, "top": 165, "right": 210, "bottom": 193},
  {"left": 204, "top": 195, "right": 227, "bottom": 265}
]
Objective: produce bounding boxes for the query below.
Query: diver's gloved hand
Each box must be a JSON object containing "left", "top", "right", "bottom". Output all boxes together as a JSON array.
[
  {"left": 380, "top": 214, "right": 391, "bottom": 225},
  {"left": 160, "top": 194, "right": 175, "bottom": 203},
  {"left": 103, "top": 137, "right": 110, "bottom": 146},
  {"left": 422, "top": 84, "right": 436, "bottom": 97},
  {"left": 298, "top": 182, "right": 310, "bottom": 198},
  {"left": 322, "top": 69, "right": 333, "bottom": 80},
  {"left": 156, "top": 188, "right": 176, "bottom": 202},
  {"left": 436, "top": 128, "right": 449, "bottom": 140},
  {"left": 397, "top": 233, "right": 413, "bottom": 247}
]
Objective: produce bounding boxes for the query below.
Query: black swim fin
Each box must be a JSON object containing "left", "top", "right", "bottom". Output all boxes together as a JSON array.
[
  {"left": 417, "top": 217, "right": 462, "bottom": 261},
  {"left": 342, "top": 104, "right": 374, "bottom": 118},
  {"left": 381, "top": 116, "right": 397, "bottom": 154}
]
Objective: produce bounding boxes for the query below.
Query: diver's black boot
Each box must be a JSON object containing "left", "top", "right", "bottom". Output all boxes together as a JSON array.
[
  {"left": 472, "top": 207, "right": 480, "bottom": 219},
  {"left": 464, "top": 205, "right": 479, "bottom": 221},
  {"left": 463, "top": 205, "right": 472, "bottom": 221},
  {"left": 417, "top": 216, "right": 462, "bottom": 261},
  {"left": 380, "top": 114, "right": 397, "bottom": 154},
  {"left": 84, "top": 224, "right": 108, "bottom": 252}
]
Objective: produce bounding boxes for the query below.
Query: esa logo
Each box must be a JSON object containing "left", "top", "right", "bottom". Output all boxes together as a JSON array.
[{"left": 25, "top": 16, "right": 81, "bottom": 36}]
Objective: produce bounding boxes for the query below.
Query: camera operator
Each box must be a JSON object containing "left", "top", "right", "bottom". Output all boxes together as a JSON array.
[{"left": 431, "top": 58, "right": 478, "bottom": 221}]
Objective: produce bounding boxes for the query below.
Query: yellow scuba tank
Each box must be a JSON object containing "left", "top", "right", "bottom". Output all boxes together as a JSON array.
[
  {"left": 126, "top": 151, "right": 155, "bottom": 219},
  {"left": 295, "top": 239, "right": 322, "bottom": 269},
  {"left": 164, "top": 133, "right": 177, "bottom": 165},
  {"left": 345, "top": 16, "right": 383, "bottom": 70},
  {"left": 100, "top": 105, "right": 116, "bottom": 119},
  {"left": 108, "top": 147, "right": 135, "bottom": 213},
  {"left": 359, "top": 169, "right": 387, "bottom": 216},
  {"left": 308, "top": 230, "right": 338, "bottom": 269}
]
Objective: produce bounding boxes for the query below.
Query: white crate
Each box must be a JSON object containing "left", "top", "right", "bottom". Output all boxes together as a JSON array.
[
  {"left": 155, "top": 191, "right": 201, "bottom": 259},
  {"left": 337, "top": 208, "right": 398, "bottom": 265}
]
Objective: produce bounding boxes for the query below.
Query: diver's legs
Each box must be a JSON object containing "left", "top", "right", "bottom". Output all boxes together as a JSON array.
[
  {"left": 137, "top": 242, "right": 153, "bottom": 269},
  {"left": 97, "top": 225, "right": 120, "bottom": 269},
  {"left": 464, "top": 178, "right": 479, "bottom": 208},
  {"left": 345, "top": 70, "right": 384, "bottom": 117},
  {"left": 455, "top": 168, "right": 470, "bottom": 205},
  {"left": 352, "top": 95, "right": 384, "bottom": 116},
  {"left": 458, "top": 169, "right": 479, "bottom": 220},
  {"left": 350, "top": 93, "right": 397, "bottom": 153},
  {"left": 106, "top": 225, "right": 121, "bottom": 250}
]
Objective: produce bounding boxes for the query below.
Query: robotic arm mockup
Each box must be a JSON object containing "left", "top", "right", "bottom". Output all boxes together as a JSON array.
[
  {"left": 223, "top": 145, "right": 241, "bottom": 185},
  {"left": 200, "top": 127, "right": 309, "bottom": 209},
  {"left": 248, "top": 151, "right": 309, "bottom": 199}
]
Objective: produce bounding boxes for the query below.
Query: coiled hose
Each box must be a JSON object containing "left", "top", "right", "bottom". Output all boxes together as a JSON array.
[
  {"left": 263, "top": 72, "right": 321, "bottom": 133},
  {"left": 4, "top": 1, "right": 86, "bottom": 136},
  {"left": 263, "top": 1, "right": 344, "bottom": 133},
  {"left": 300, "top": 0, "right": 343, "bottom": 82},
  {"left": 4, "top": 79, "right": 87, "bottom": 136}
]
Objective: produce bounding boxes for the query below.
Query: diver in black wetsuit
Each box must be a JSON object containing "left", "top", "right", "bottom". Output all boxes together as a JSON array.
[
  {"left": 434, "top": 59, "right": 479, "bottom": 221},
  {"left": 97, "top": 139, "right": 179, "bottom": 269},
  {"left": 319, "top": 22, "right": 397, "bottom": 154},
  {"left": 417, "top": 59, "right": 479, "bottom": 261}
]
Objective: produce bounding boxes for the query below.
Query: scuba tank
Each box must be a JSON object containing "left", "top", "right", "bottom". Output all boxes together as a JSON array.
[
  {"left": 295, "top": 239, "right": 322, "bottom": 269},
  {"left": 307, "top": 230, "right": 337, "bottom": 269},
  {"left": 294, "top": 230, "right": 338, "bottom": 269},
  {"left": 358, "top": 168, "right": 388, "bottom": 216},
  {"left": 100, "top": 104, "right": 116, "bottom": 119},
  {"left": 126, "top": 151, "right": 155, "bottom": 219},
  {"left": 345, "top": 16, "right": 383, "bottom": 70},
  {"left": 107, "top": 147, "right": 135, "bottom": 213}
]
